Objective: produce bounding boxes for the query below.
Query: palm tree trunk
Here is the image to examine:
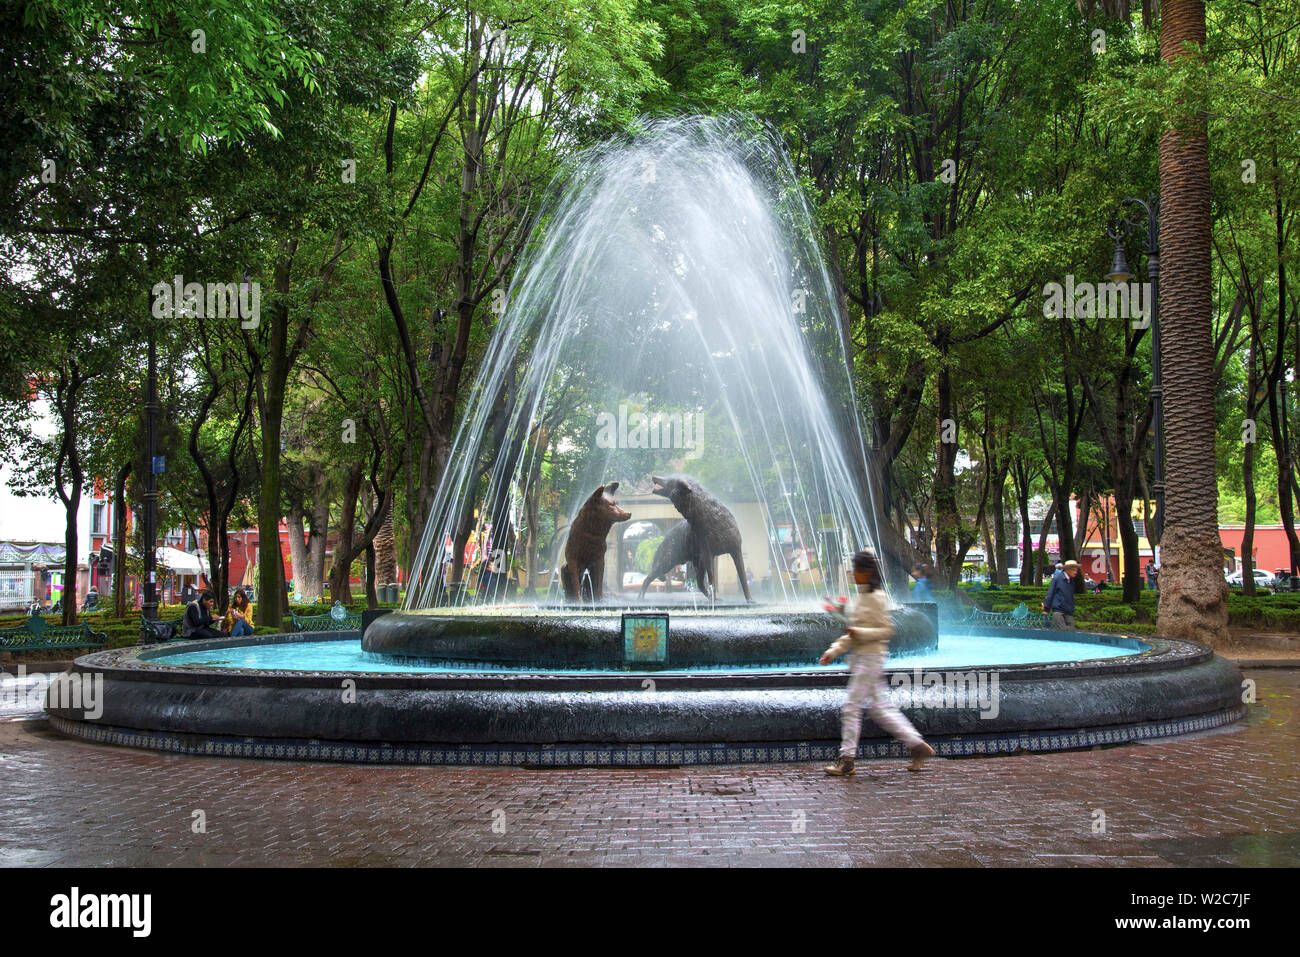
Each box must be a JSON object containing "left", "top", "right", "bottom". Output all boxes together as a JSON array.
[
  {"left": 374, "top": 492, "right": 397, "bottom": 585},
  {"left": 1154, "top": 0, "right": 1230, "bottom": 644}
]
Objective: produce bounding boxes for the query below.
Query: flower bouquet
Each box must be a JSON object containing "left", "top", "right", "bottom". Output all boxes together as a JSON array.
[{"left": 821, "top": 595, "right": 851, "bottom": 625}]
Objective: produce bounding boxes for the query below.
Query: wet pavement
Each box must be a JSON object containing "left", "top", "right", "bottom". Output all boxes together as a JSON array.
[{"left": 0, "top": 667, "right": 1296, "bottom": 867}]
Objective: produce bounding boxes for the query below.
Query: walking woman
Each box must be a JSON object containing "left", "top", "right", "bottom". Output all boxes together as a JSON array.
[{"left": 820, "top": 549, "right": 936, "bottom": 777}]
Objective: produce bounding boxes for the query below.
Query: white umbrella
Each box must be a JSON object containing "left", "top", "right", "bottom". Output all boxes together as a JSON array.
[{"left": 155, "top": 546, "right": 208, "bottom": 576}]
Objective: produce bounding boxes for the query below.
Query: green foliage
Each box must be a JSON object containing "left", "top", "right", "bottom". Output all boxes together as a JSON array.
[
  {"left": 635, "top": 535, "right": 663, "bottom": 573},
  {"left": 958, "top": 580, "right": 1300, "bottom": 633},
  {"left": 3, "top": 0, "right": 1300, "bottom": 614},
  {"left": 20, "top": 0, "right": 326, "bottom": 152}
]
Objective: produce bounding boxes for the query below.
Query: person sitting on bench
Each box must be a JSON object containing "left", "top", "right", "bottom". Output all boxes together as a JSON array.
[{"left": 181, "top": 591, "right": 223, "bottom": 640}]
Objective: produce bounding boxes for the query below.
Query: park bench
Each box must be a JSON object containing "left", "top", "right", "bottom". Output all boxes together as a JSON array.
[
  {"left": 963, "top": 601, "right": 1050, "bottom": 629},
  {"left": 290, "top": 601, "right": 361, "bottom": 632},
  {"left": 0, "top": 614, "right": 107, "bottom": 653},
  {"left": 139, "top": 614, "right": 187, "bottom": 642}
]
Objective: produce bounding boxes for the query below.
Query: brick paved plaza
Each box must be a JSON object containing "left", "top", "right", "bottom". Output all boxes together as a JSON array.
[{"left": 0, "top": 666, "right": 1296, "bottom": 868}]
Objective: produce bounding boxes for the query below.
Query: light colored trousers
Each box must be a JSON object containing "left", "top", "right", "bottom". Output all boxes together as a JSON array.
[
  {"left": 840, "top": 651, "right": 924, "bottom": 758},
  {"left": 1051, "top": 611, "right": 1075, "bottom": 630}
]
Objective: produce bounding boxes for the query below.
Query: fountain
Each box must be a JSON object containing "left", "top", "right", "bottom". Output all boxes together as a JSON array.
[
  {"left": 47, "top": 116, "right": 1243, "bottom": 765},
  {"left": 363, "top": 113, "right": 933, "bottom": 664}
]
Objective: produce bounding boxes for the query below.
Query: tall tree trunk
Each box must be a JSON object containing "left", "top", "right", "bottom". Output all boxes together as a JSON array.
[
  {"left": 329, "top": 463, "right": 364, "bottom": 604},
  {"left": 62, "top": 495, "right": 79, "bottom": 624},
  {"left": 1074, "top": 484, "right": 1093, "bottom": 563},
  {"left": 981, "top": 513, "right": 996, "bottom": 582},
  {"left": 1138, "top": 466, "right": 1155, "bottom": 550},
  {"left": 1051, "top": 485, "right": 1076, "bottom": 566},
  {"left": 1242, "top": 437, "right": 1257, "bottom": 596},
  {"left": 522, "top": 434, "right": 543, "bottom": 593},
  {"left": 253, "top": 252, "right": 296, "bottom": 630},
  {"left": 1011, "top": 458, "right": 1035, "bottom": 585},
  {"left": 1269, "top": 128, "right": 1296, "bottom": 582},
  {"left": 1085, "top": 357, "right": 1152, "bottom": 602},
  {"left": 933, "top": 363, "right": 960, "bottom": 588},
  {"left": 1097, "top": 498, "right": 1113, "bottom": 583},
  {"left": 991, "top": 470, "right": 1008, "bottom": 586},
  {"left": 403, "top": 425, "right": 418, "bottom": 575},
  {"left": 329, "top": 455, "right": 399, "bottom": 604},
  {"left": 276, "top": 534, "right": 290, "bottom": 617},
  {"left": 53, "top": 358, "right": 83, "bottom": 625},
  {"left": 365, "top": 539, "right": 379, "bottom": 608},
  {"left": 306, "top": 466, "right": 330, "bottom": 599},
  {"left": 1035, "top": 501, "right": 1057, "bottom": 587},
  {"left": 1117, "top": 499, "right": 1142, "bottom": 601},
  {"left": 1266, "top": 384, "right": 1298, "bottom": 578},
  {"left": 213, "top": 375, "right": 255, "bottom": 610},
  {"left": 1242, "top": 341, "right": 1260, "bottom": 596},
  {"left": 286, "top": 501, "right": 309, "bottom": 601},
  {"left": 374, "top": 491, "right": 397, "bottom": 584},
  {"left": 113, "top": 460, "right": 131, "bottom": 618},
  {"left": 1155, "top": 0, "right": 1230, "bottom": 644},
  {"left": 257, "top": 392, "right": 284, "bottom": 629}
]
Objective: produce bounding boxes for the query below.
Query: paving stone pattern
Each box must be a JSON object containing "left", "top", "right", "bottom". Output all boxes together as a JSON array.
[{"left": 0, "top": 669, "right": 1295, "bottom": 867}]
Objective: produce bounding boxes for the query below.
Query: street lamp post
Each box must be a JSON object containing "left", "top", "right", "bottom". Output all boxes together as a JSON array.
[
  {"left": 1106, "top": 196, "right": 1162, "bottom": 556},
  {"left": 138, "top": 325, "right": 159, "bottom": 644}
]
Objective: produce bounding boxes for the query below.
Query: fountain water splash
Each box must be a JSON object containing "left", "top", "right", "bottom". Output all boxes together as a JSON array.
[{"left": 406, "top": 115, "right": 880, "bottom": 609}]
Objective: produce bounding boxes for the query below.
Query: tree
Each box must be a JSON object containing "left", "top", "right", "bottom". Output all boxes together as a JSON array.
[
  {"left": 375, "top": 0, "right": 663, "bottom": 550},
  {"left": 1082, "top": 0, "right": 1228, "bottom": 645}
]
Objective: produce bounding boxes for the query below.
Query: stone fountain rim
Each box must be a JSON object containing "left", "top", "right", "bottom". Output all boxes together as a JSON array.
[{"left": 63, "top": 628, "right": 1202, "bottom": 690}]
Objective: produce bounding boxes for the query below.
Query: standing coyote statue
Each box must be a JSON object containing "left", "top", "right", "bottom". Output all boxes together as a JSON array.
[
  {"left": 561, "top": 483, "right": 631, "bottom": 601},
  {"left": 650, "top": 474, "right": 753, "bottom": 602}
]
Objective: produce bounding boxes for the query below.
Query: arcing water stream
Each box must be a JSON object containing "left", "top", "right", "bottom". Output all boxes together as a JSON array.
[{"left": 405, "top": 115, "right": 879, "bottom": 608}]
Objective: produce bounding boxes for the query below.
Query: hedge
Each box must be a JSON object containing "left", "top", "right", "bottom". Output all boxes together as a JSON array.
[{"left": 947, "top": 582, "right": 1300, "bottom": 632}]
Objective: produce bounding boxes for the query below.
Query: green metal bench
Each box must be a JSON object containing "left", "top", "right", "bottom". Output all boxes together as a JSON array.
[
  {"left": 139, "top": 614, "right": 186, "bottom": 642},
  {"left": 0, "top": 615, "right": 107, "bottom": 653},
  {"left": 290, "top": 601, "right": 361, "bottom": 633},
  {"left": 963, "top": 601, "right": 1050, "bottom": 629}
]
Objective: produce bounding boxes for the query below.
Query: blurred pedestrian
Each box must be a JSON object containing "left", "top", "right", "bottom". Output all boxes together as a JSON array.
[
  {"left": 820, "top": 549, "right": 936, "bottom": 777},
  {"left": 910, "top": 563, "right": 935, "bottom": 603}
]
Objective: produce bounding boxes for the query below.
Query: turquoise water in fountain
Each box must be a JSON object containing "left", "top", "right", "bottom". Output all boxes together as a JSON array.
[{"left": 151, "top": 633, "right": 1137, "bottom": 674}]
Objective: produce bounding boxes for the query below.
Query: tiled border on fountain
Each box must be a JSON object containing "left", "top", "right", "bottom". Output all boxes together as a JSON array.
[
  {"left": 48, "top": 706, "right": 1243, "bottom": 767},
  {"left": 47, "top": 626, "right": 1244, "bottom": 764}
]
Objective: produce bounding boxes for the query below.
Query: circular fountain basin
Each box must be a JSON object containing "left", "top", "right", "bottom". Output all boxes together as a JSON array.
[{"left": 46, "top": 618, "right": 1244, "bottom": 766}]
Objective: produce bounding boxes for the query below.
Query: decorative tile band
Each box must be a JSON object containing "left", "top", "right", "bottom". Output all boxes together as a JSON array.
[{"left": 48, "top": 707, "right": 1243, "bottom": 767}]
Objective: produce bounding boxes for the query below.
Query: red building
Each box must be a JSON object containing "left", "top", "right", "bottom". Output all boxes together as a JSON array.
[
  {"left": 208, "top": 522, "right": 368, "bottom": 594},
  {"left": 86, "top": 478, "right": 193, "bottom": 606},
  {"left": 85, "top": 478, "right": 394, "bottom": 605},
  {"left": 204, "top": 522, "right": 403, "bottom": 596},
  {"left": 1068, "top": 495, "right": 1156, "bottom": 585},
  {"left": 1220, "top": 525, "right": 1294, "bottom": 577}
]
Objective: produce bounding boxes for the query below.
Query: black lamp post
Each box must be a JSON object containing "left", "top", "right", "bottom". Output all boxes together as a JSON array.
[
  {"left": 1106, "top": 196, "right": 1162, "bottom": 551},
  {"left": 138, "top": 325, "right": 159, "bottom": 643}
]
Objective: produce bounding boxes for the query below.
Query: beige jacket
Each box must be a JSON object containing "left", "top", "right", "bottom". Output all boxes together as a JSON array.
[{"left": 823, "top": 585, "right": 895, "bottom": 658}]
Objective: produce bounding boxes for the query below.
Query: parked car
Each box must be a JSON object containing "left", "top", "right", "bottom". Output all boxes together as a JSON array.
[{"left": 1226, "top": 568, "right": 1273, "bottom": 588}]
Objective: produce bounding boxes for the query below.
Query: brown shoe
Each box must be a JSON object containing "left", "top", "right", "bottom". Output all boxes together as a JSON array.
[
  {"left": 824, "top": 756, "right": 855, "bottom": 776},
  {"left": 908, "top": 741, "right": 936, "bottom": 771}
]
